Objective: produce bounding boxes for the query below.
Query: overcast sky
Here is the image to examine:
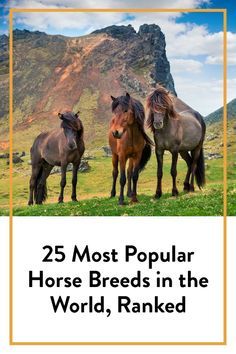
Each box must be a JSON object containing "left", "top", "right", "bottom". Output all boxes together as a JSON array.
[{"left": 1, "top": 0, "right": 235, "bottom": 115}]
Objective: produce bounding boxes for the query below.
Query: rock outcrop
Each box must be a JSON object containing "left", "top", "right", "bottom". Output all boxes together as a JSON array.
[
  {"left": 92, "top": 24, "right": 136, "bottom": 40},
  {"left": 92, "top": 24, "right": 176, "bottom": 95}
]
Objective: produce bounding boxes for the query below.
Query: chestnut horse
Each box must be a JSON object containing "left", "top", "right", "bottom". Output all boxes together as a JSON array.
[
  {"left": 109, "top": 93, "right": 153, "bottom": 205},
  {"left": 146, "top": 85, "right": 206, "bottom": 198},
  {"left": 28, "top": 111, "right": 85, "bottom": 205}
]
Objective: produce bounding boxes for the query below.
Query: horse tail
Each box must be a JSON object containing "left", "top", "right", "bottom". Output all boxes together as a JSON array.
[
  {"left": 142, "top": 131, "right": 154, "bottom": 147},
  {"left": 195, "top": 147, "right": 205, "bottom": 189},
  {"left": 139, "top": 143, "right": 152, "bottom": 172},
  {"left": 194, "top": 111, "right": 206, "bottom": 189},
  {"left": 34, "top": 165, "right": 47, "bottom": 204}
]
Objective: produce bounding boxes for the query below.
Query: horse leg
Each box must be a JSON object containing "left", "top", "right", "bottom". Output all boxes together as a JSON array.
[
  {"left": 189, "top": 147, "right": 201, "bottom": 192},
  {"left": 131, "top": 155, "right": 142, "bottom": 203},
  {"left": 127, "top": 158, "right": 133, "bottom": 198},
  {"left": 180, "top": 151, "right": 192, "bottom": 192},
  {"left": 118, "top": 156, "right": 127, "bottom": 205},
  {"left": 28, "top": 163, "right": 42, "bottom": 205},
  {"left": 36, "top": 163, "right": 52, "bottom": 204},
  {"left": 155, "top": 148, "right": 164, "bottom": 199},
  {"left": 110, "top": 153, "right": 118, "bottom": 198},
  {"left": 171, "top": 151, "right": 179, "bottom": 196},
  {"left": 58, "top": 164, "right": 67, "bottom": 203},
  {"left": 71, "top": 161, "right": 80, "bottom": 202}
]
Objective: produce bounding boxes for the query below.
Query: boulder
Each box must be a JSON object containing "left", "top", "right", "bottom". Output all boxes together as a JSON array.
[
  {"left": 50, "top": 160, "right": 90, "bottom": 174},
  {"left": 206, "top": 134, "right": 218, "bottom": 141},
  {"left": 102, "top": 146, "right": 112, "bottom": 157},
  {"left": 13, "top": 151, "right": 25, "bottom": 157},
  {"left": 205, "top": 152, "right": 223, "bottom": 160},
  {"left": 83, "top": 152, "right": 95, "bottom": 160},
  {"left": 120, "top": 73, "right": 147, "bottom": 97},
  {"left": 7, "top": 156, "right": 24, "bottom": 164},
  {"left": 219, "top": 142, "right": 231, "bottom": 147},
  {"left": 79, "top": 160, "right": 90, "bottom": 172},
  {"left": 0, "top": 153, "right": 9, "bottom": 159}
]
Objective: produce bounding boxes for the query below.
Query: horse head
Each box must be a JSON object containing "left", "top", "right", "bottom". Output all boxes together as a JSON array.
[
  {"left": 146, "top": 85, "right": 177, "bottom": 131},
  {"left": 58, "top": 111, "right": 83, "bottom": 150},
  {"left": 152, "top": 107, "right": 166, "bottom": 130},
  {"left": 110, "top": 92, "right": 134, "bottom": 139}
]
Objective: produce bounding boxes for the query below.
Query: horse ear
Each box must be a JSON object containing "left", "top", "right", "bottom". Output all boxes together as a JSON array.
[
  {"left": 75, "top": 110, "right": 80, "bottom": 118},
  {"left": 111, "top": 95, "right": 116, "bottom": 101},
  {"left": 58, "top": 113, "right": 63, "bottom": 119},
  {"left": 126, "top": 92, "right": 130, "bottom": 100}
]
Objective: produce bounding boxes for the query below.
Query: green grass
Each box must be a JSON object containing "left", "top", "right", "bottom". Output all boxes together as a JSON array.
[
  {"left": 0, "top": 120, "right": 235, "bottom": 216},
  {"left": 11, "top": 185, "right": 229, "bottom": 216},
  {"left": 0, "top": 152, "right": 235, "bottom": 216},
  {"left": 0, "top": 152, "right": 223, "bottom": 207}
]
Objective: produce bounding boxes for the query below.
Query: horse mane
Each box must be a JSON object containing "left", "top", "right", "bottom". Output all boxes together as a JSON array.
[
  {"left": 112, "top": 95, "right": 153, "bottom": 146},
  {"left": 76, "top": 120, "right": 84, "bottom": 139},
  {"left": 146, "top": 85, "right": 178, "bottom": 132},
  {"left": 60, "top": 111, "right": 83, "bottom": 137}
]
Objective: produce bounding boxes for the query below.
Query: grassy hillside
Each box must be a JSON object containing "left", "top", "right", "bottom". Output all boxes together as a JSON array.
[
  {"left": 205, "top": 98, "right": 236, "bottom": 124},
  {"left": 12, "top": 186, "right": 232, "bottom": 216},
  {"left": 0, "top": 119, "right": 235, "bottom": 217},
  {"left": 0, "top": 117, "right": 235, "bottom": 216},
  {"left": 1, "top": 154, "right": 234, "bottom": 216}
]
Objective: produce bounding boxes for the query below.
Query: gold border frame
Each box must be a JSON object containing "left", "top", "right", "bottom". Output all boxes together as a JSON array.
[{"left": 9, "top": 8, "right": 227, "bottom": 346}]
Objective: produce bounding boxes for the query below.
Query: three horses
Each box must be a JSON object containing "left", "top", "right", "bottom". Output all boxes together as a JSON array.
[
  {"left": 28, "top": 86, "right": 205, "bottom": 206},
  {"left": 28, "top": 111, "right": 84, "bottom": 205}
]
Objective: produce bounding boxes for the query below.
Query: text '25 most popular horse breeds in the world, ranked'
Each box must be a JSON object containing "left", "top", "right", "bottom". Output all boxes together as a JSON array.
[{"left": 28, "top": 85, "right": 206, "bottom": 206}]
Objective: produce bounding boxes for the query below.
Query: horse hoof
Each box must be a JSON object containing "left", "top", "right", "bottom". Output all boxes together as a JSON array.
[
  {"left": 58, "top": 200, "right": 64, "bottom": 203},
  {"left": 110, "top": 194, "right": 116, "bottom": 198},
  {"left": 155, "top": 192, "right": 162, "bottom": 199},
  {"left": 71, "top": 198, "right": 78, "bottom": 202},
  {"left": 172, "top": 189, "right": 179, "bottom": 197},
  {"left": 127, "top": 192, "right": 132, "bottom": 198},
  {"left": 118, "top": 199, "right": 125, "bottom": 206},
  {"left": 28, "top": 201, "right": 33, "bottom": 206},
  {"left": 183, "top": 183, "right": 190, "bottom": 192},
  {"left": 131, "top": 198, "right": 139, "bottom": 204},
  {"left": 189, "top": 186, "right": 195, "bottom": 192}
]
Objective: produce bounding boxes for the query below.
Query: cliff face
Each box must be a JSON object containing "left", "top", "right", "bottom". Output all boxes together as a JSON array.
[
  {"left": 138, "top": 24, "right": 176, "bottom": 93},
  {"left": 0, "top": 34, "right": 9, "bottom": 120},
  {"left": 0, "top": 24, "right": 176, "bottom": 150},
  {"left": 93, "top": 24, "right": 176, "bottom": 94}
]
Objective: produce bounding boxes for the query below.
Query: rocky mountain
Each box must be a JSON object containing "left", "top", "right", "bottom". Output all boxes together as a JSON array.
[
  {"left": 0, "top": 24, "right": 176, "bottom": 151},
  {"left": 0, "top": 34, "right": 8, "bottom": 75},
  {"left": 205, "top": 98, "right": 236, "bottom": 124},
  {"left": 0, "top": 34, "right": 9, "bottom": 121}
]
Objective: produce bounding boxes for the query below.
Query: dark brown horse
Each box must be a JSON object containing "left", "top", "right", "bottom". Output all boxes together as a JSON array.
[
  {"left": 146, "top": 85, "right": 206, "bottom": 198},
  {"left": 28, "top": 111, "right": 85, "bottom": 205},
  {"left": 109, "top": 93, "right": 153, "bottom": 205}
]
